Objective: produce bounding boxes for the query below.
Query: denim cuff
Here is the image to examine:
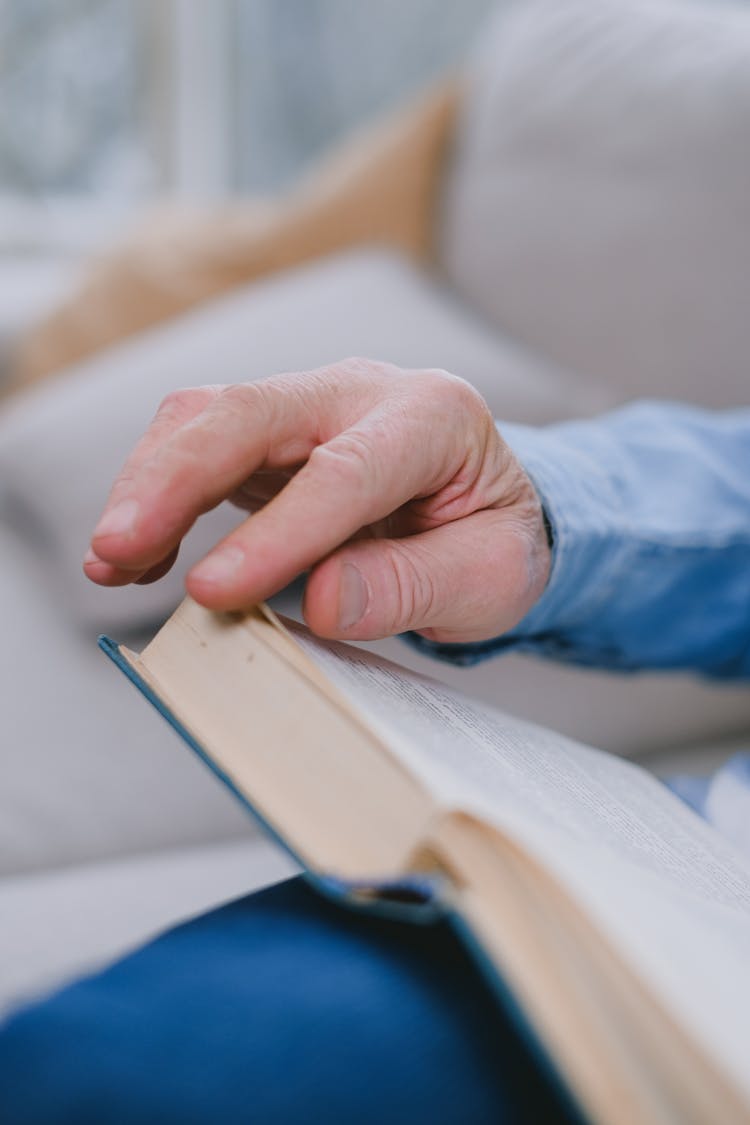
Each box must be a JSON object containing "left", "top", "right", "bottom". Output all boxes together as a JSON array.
[{"left": 402, "top": 420, "right": 629, "bottom": 667}]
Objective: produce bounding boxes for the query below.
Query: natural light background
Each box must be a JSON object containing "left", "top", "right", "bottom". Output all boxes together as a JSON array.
[{"left": 0, "top": 0, "right": 495, "bottom": 245}]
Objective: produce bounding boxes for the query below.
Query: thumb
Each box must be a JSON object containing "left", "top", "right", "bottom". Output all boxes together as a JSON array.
[{"left": 302, "top": 510, "right": 546, "bottom": 643}]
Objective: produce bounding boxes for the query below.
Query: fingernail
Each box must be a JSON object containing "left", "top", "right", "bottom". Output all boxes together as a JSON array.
[
  {"left": 93, "top": 499, "right": 140, "bottom": 540},
  {"left": 190, "top": 544, "right": 245, "bottom": 586},
  {"left": 82, "top": 547, "right": 100, "bottom": 567},
  {"left": 338, "top": 563, "right": 368, "bottom": 630}
]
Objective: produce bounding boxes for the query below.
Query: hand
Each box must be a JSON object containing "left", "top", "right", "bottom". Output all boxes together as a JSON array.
[{"left": 85, "top": 359, "right": 551, "bottom": 644}]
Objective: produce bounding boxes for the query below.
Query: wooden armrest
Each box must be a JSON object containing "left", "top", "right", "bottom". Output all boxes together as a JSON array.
[{"left": 8, "top": 78, "right": 460, "bottom": 391}]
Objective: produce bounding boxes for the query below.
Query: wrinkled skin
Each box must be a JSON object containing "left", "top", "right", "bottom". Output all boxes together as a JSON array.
[{"left": 86, "top": 358, "right": 550, "bottom": 644}]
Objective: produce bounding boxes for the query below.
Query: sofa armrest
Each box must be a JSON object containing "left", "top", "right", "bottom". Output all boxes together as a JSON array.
[{"left": 8, "top": 79, "right": 459, "bottom": 391}]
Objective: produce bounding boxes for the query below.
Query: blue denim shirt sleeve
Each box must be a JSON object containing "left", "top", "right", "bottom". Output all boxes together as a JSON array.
[{"left": 405, "top": 401, "right": 750, "bottom": 679}]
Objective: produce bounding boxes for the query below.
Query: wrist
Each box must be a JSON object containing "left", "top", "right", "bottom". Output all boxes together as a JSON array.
[{"left": 401, "top": 418, "right": 628, "bottom": 667}]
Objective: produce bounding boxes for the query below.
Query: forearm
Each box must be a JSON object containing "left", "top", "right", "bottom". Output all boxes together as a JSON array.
[
  {"left": 7, "top": 80, "right": 459, "bottom": 391},
  {"left": 410, "top": 402, "right": 750, "bottom": 678}
]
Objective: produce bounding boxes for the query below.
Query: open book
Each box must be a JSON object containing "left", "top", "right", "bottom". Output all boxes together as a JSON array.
[{"left": 102, "top": 598, "right": 750, "bottom": 1125}]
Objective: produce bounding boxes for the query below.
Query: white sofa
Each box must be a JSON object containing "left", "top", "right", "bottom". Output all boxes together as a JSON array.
[{"left": 1, "top": 0, "right": 749, "bottom": 1020}]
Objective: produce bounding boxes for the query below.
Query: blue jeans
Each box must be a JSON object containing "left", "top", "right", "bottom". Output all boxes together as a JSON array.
[{"left": 0, "top": 876, "right": 577, "bottom": 1124}]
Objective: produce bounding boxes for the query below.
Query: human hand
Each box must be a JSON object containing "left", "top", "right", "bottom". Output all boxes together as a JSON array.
[{"left": 85, "top": 359, "right": 551, "bottom": 644}]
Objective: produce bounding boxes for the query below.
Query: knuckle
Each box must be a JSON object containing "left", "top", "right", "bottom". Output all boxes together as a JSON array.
[
  {"left": 308, "top": 431, "right": 375, "bottom": 491},
  {"left": 336, "top": 356, "right": 379, "bottom": 379},
  {"left": 419, "top": 368, "right": 490, "bottom": 418},
  {"left": 323, "top": 356, "right": 401, "bottom": 389},
  {"left": 218, "top": 381, "right": 266, "bottom": 412},
  {"left": 155, "top": 387, "right": 195, "bottom": 418},
  {"left": 337, "top": 357, "right": 373, "bottom": 375},
  {"left": 454, "top": 375, "right": 492, "bottom": 420},
  {"left": 386, "top": 541, "right": 440, "bottom": 631},
  {"left": 155, "top": 384, "right": 222, "bottom": 423},
  {"left": 305, "top": 358, "right": 373, "bottom": 397}
]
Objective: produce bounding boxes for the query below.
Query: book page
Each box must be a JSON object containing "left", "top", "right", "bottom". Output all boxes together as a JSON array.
[{"left": 290, "top": 625, "right": 750, "bottom": 1100}]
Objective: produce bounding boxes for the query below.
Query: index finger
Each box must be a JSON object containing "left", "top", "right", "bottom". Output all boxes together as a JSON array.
[
  {"left": 84, "top": 383, "right": 223, "bottom": 585},
  {"left": 185, "top": 397, "right": 451, "bottom": 611},
  {"left": 89, "top": 370, "right": 376, "bottom": 574}
]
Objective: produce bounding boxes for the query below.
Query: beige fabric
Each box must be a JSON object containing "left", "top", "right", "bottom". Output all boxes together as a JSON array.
[
  {"left": 9, "top": 81, "right": 459, "bottom": 389},
  {"left": 0, "top": 523, "right": 254, "bottom": 878},
  {"left": 440, "top": 0, "right": 750, "bottom": 408}
]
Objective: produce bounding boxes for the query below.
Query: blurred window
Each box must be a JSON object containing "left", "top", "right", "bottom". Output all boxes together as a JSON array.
[
  {"left": 0, "top": 0, "right": 495, "bottom": 229},
  {"left": 0, "top": 0, "right": 157, "bottom": 199},
  {"left": 233, "top": 0, "right": 496, "bottom": 193}
]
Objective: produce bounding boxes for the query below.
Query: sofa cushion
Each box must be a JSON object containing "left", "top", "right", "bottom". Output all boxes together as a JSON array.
[
  {"left": 0, "top": 523, "right": 255, "bottom": 877},
  {"left": 0, "top": 248, "right": 598, "bottom": 633},
  {"left": 0, "top": 255, "right": 84, "bottom": 386},
  {"left": 441, "top": 0, "right": 750, "bottom": 407}
]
